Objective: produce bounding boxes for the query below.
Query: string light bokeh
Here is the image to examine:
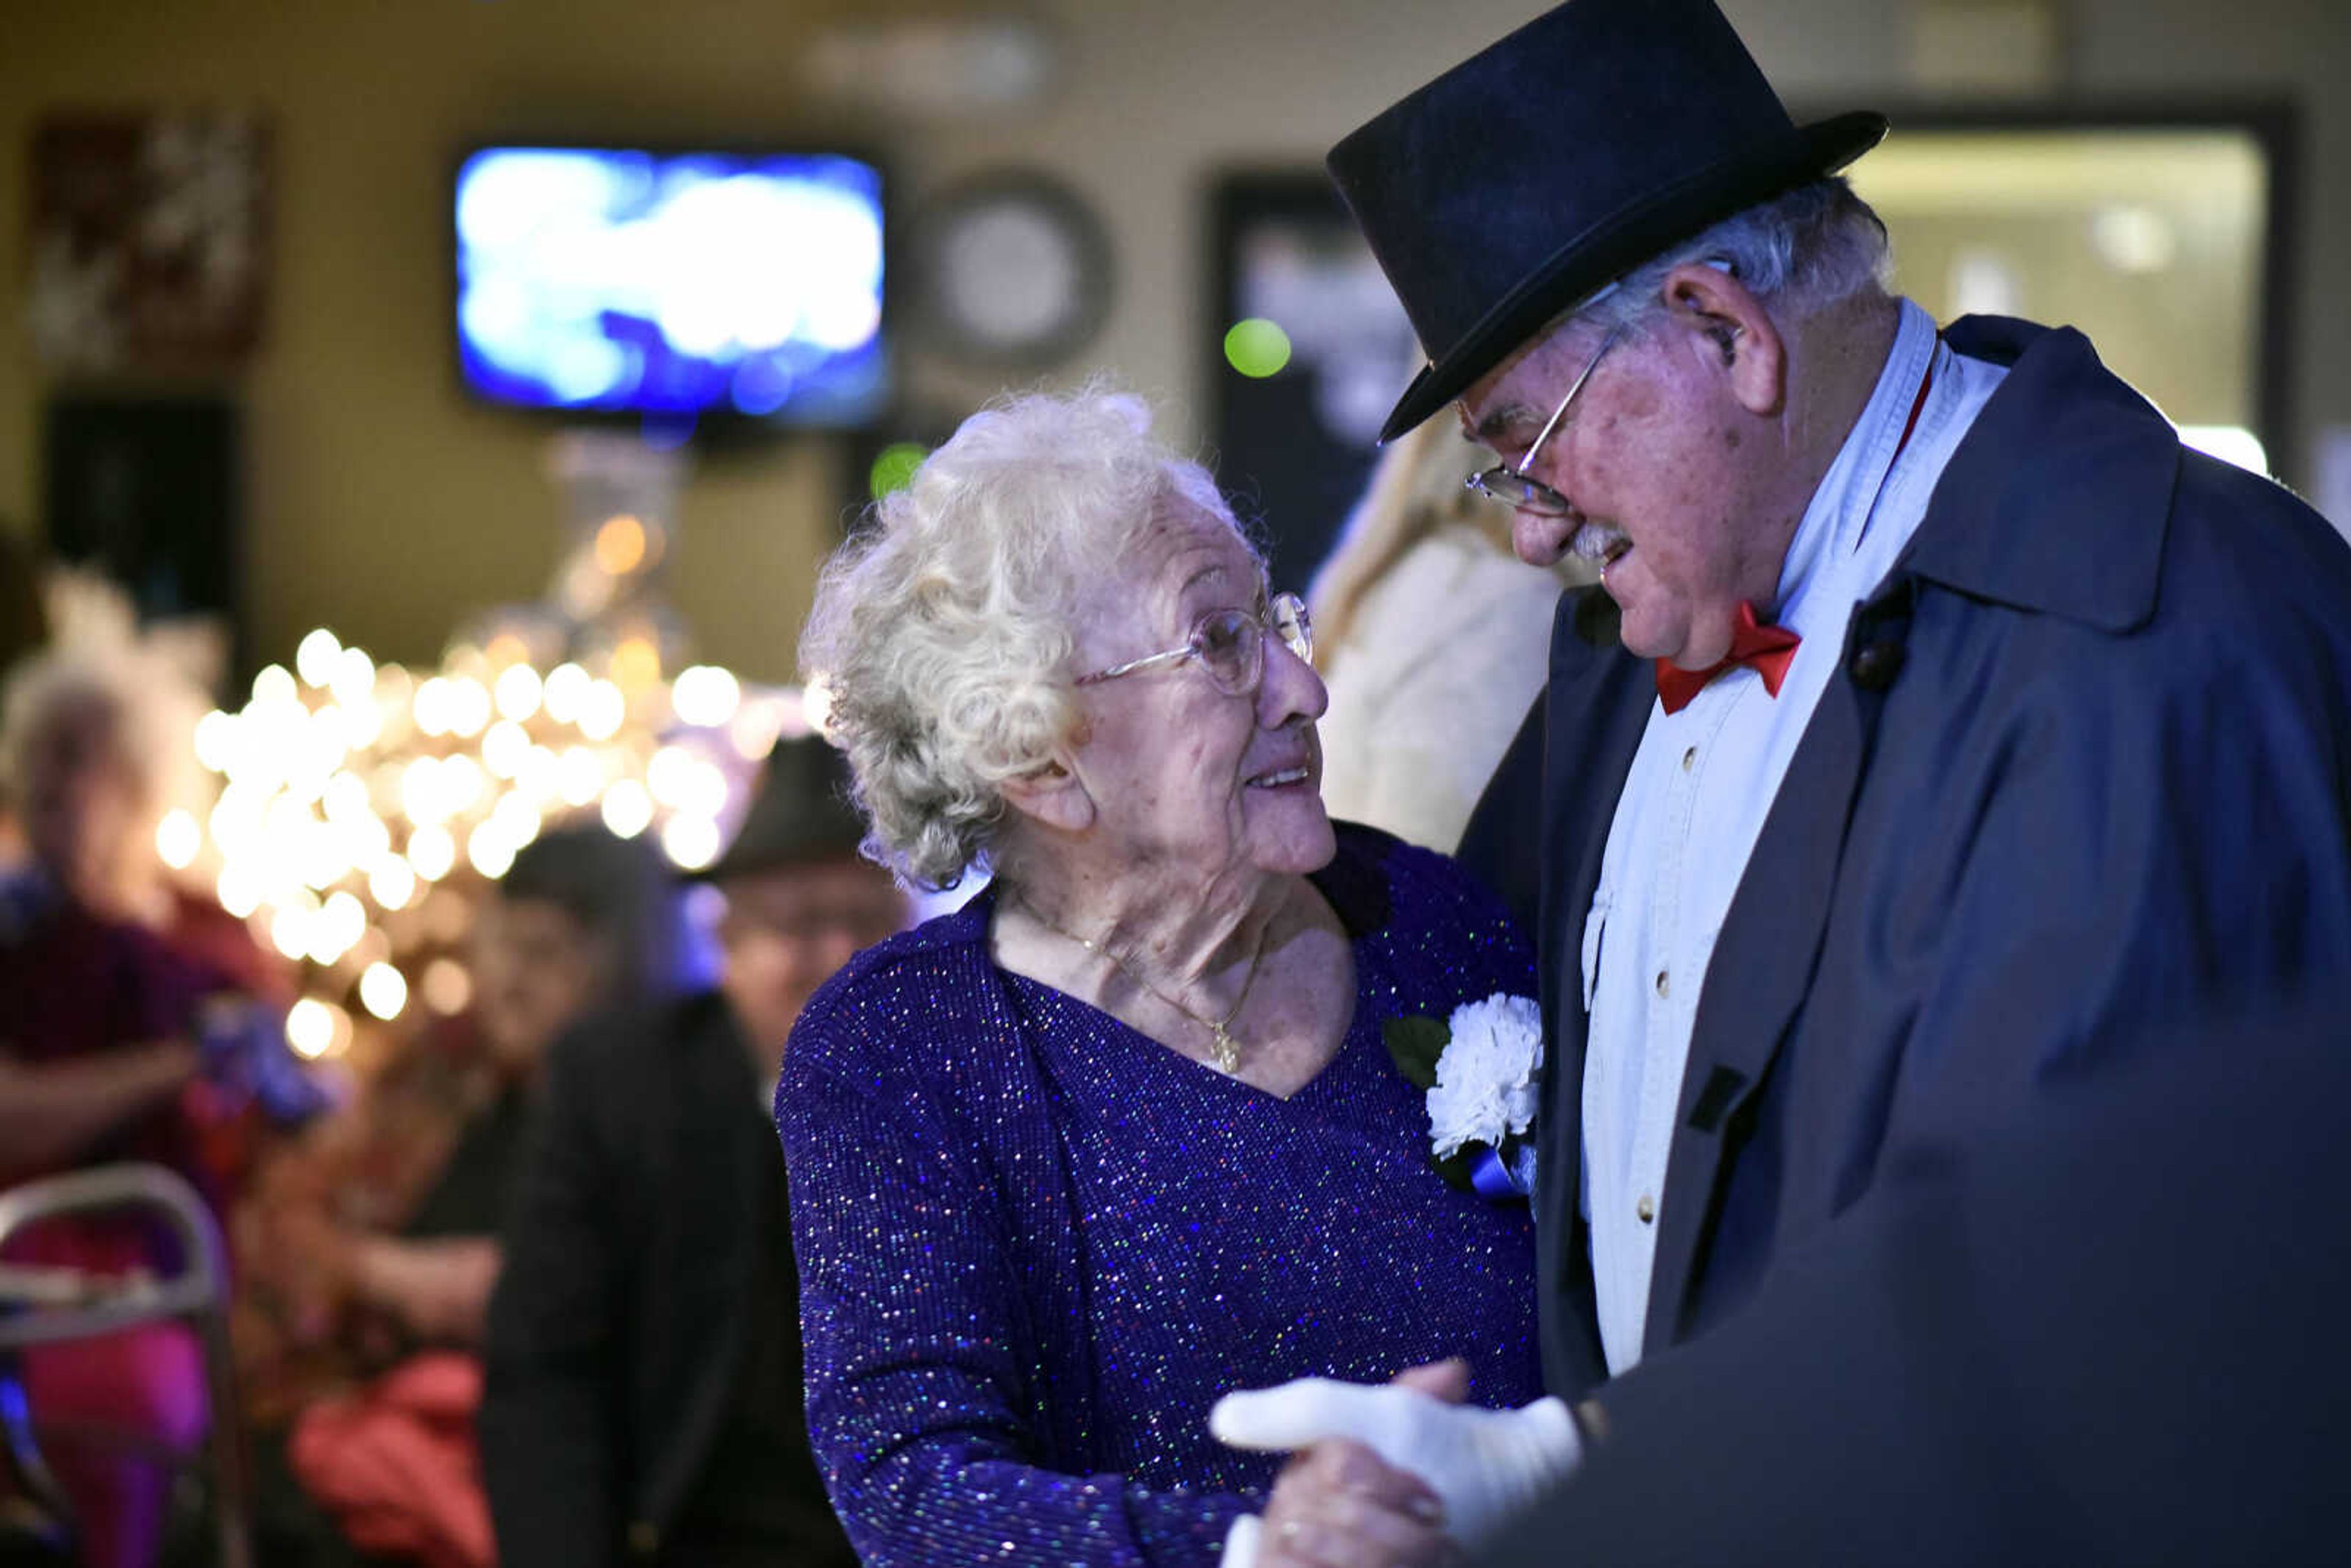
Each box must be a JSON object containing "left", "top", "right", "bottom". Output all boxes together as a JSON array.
[{"left": 172, "top": 629, "right": 812, "bottom": 1065}]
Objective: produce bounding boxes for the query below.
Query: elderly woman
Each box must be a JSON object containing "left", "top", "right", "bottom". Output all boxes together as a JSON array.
[
  {"left": 0, "top": 648, "right": 287, "bottom": 1568},
  {"left": 779, "top": 388, "right": 1545, "bottom": 1568}
]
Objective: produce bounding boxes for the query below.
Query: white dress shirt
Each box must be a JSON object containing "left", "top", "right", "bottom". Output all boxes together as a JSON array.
[{"left": 1579, "top": 301, "right": 2008, "bottom": 1374}]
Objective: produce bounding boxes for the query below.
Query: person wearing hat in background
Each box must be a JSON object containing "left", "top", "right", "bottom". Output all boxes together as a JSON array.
[
  {"left": 1207, "top": 0, "right": 2351, "bottom": 1559},
  {"left": 479, "top": 733, "right": 907, "bottom": 1567},
  {"left": 243, "top": 820, "right": 689, "bottom": 1567}
]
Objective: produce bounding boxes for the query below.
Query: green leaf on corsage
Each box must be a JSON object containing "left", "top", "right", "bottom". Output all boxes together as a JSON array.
[{"left": 1381, "top": 1015, "right": 1450, "bottom": 1090}]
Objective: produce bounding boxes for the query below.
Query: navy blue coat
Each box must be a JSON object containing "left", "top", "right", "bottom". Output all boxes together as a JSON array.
[
  {"left": 1459, "top": 315, "right": 2351, "bottom": 1398},
  {"left": 1478, "top": 992, "right": 2351, "bottom": 1565}
]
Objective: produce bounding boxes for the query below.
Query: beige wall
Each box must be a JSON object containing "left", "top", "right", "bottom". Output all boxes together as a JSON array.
[{"left": 3, "top": 0, "right": 2346, "bottom": 680}]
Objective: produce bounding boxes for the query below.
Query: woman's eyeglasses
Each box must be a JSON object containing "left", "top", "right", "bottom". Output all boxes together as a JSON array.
[{"left": 1074, "top": 592, "right": 1314, "bottom": 698}]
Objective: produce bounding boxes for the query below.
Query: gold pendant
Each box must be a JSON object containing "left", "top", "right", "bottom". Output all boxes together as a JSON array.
[{"left": 1207, "top": 1022, "right": 1241, "bottom": 1075}]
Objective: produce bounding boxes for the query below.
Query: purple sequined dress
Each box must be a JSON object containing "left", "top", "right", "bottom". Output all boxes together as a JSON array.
[{"left": 777, "top": 825, "right": 1544, "bottom": 1567}]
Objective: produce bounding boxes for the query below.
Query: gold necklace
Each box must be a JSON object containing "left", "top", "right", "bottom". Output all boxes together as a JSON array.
[{"left": 1017, "top": 892, "right": 1266, "bottom": 1074}]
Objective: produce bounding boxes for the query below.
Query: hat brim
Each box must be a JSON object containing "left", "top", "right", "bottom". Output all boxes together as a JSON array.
[{"left": 1377, "top": 110, "right": 1889, "bottom": 442}]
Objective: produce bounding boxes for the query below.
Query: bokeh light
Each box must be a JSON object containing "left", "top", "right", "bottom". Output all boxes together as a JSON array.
[
  {"left": 661, "top": 812, "right": 721, "bottom": 871},
  {"left": 671, "top": 665, "right": 741, "bottom": 728},
  {"left": 594, "top": 514, "right": 648, "bottom": 576},
  {"left": 408, "top": 824, "right": 458, "bottom": 882},
  {"left": 296, "top": 629, "right": 343, "bottom": 689},
  {"left": 183, "top": 621, "right": 828, "bottom": 1093},
  {"left": 601, "top": 778, "right": 654, "bottom": 839},
  {"left": 494, "top": 663, "right": 545, "bottom": 722},
  {"left": 869, "top": 441, "right": 929, "bottom": 500},
  {"left": 285, "top": 997, "right": 348, "bottom": 1060},
  {"left": 467, "top": 822, "right": 519, "bottom": 879},
  {"left": 359, "top": 961, "right": 409, "bottom": 1022},
  {"left": 421, "top": 958, "right": 473, "bottom": 1016},
  {"left": 1224, "top": 317, "right": 1293, "bottom": 378},
  {"left": 156, "top": 809, "right": 202, "bottom": 871},
  {"left": 542, "top": 662, "right": 591, "bottom": 724}
]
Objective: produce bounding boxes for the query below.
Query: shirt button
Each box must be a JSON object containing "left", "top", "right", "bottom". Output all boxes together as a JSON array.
[
  {"left": 1681, "top": 746, "right": 1697, "bottom": 771},
  {"left": 1636, "top": 1195, "right": 1655, "bottom": 1223},
  {"left": 1654, "top": 969, "right": 1670, "bottom": 999}
]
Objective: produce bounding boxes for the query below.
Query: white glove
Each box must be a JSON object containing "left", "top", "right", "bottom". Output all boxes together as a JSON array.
[
  {"left": 1211, "top": 1381, "right": 1582, "bottom": 1564},
  {"left": 1219, "top": 1512, "right": 1263, "bottom": 1568}
]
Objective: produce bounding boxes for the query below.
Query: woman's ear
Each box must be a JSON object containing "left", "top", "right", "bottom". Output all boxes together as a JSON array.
[
  {"left": 999, "top": 758, "right": 1096, "bottom": 836},
  {"left": 1660, "top": 261, "right": 1785, "bottom": 417}
]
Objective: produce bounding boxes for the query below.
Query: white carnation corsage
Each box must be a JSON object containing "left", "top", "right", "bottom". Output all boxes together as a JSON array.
[{"left": 1382, "top": 992, "right": 1543, "bottom": 1202}]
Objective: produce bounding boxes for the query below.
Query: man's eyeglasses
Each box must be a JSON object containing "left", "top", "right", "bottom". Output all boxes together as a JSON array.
[
  {"left": 1074, "top": 591, "right": 1314, "bottom": 698},
  {"left": 1465, "top": 324, "right": 1624, "bottom": 519}
]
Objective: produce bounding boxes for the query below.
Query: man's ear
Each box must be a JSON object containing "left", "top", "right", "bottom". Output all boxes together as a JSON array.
[
  {"left": 1660, "top": 261, "right": 1784, "bottom": 417},
  {"left": 999, "top": 757, "right": 1096, "bottom": 836}
]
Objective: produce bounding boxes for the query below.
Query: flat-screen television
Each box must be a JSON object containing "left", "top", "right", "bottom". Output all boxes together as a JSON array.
[{"left": 455, "top": 145, "right": 887, "bottom": 427}]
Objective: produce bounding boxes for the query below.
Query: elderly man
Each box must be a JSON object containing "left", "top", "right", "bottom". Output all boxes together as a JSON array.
[
  {"left": 1213, "top": 0, "right": 2351, "bottom": 1560},
  {"left": 480, "top": 735, "right": 906, "bottom": 1567}
]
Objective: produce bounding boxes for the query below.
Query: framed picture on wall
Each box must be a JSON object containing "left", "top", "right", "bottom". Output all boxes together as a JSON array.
[
  {"left": 28, "top": 110, "right": 273, "bottom": 373},
  {"left": 1204, "top": 172, "right": 1422, "bottom": 592},
  {"left": 1840, "top": 104, "right": 2298, "bottom": 482}
]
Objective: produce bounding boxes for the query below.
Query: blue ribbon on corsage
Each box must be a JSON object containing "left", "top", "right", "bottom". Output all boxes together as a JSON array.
[{"left": 1467, "top": 1147, "right": 1523, "bottom": 1203}]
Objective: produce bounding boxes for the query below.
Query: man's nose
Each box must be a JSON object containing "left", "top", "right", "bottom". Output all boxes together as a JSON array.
[{"left": 1513, "top": 512, "right": 1572, "bottom": 566}]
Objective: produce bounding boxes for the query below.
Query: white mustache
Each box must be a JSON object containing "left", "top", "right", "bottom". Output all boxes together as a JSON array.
[{"left": 1570, "top": 522, "right": 1630, "bottom": 565}]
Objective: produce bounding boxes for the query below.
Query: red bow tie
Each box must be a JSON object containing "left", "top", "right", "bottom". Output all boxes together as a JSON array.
[{"left": 1655, "top": 602, "right": 1801, "bottom": 715}]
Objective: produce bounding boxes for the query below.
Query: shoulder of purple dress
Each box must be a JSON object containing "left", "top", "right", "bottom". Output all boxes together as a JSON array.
[
  {"left": 781, "top": 887, "right": 1009, "bottom": 1092},
  {"left": 1325, "top": 820, "right": 1534, "bottom": 1000},
  {"left": 1324, "top": 820, "right": 1512, "bottom": 928}
]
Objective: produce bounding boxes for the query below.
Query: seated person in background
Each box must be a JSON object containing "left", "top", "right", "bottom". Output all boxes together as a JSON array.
[
  {"left": 481, "top": 733, "right": 907, "bottom": 1567},
  {"left": 776, "top": 387, "right": 1545, "bottom": 1568},
  {"left": 1308, "top": 419, "right": 1586, "bottom": 852},
  {"left": 239, "top": 823, "right": 688, "bottom": 1567},
  {"left": 0, "top": 648, "right": 289, "bottom": 1568}
]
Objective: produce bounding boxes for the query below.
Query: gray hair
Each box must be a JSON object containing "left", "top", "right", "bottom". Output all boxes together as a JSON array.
[
  {"left": 800, "top": 385, "right": 1242, "bottom": 890},
  {"left": 0, "top": 651, "right": 162, "bottom": 811},
  {"left": 1569, "top": 178, "right": 1889, "bottom": 340}
]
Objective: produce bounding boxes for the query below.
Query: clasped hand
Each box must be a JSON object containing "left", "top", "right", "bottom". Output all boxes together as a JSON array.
[{"left": 1211, "top": 1360, "right": 1582, "bottom": 1568}]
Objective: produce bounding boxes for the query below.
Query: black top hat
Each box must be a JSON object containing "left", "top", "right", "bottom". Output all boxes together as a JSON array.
[
  {"left": 694, "top": 732, "right": 868, "bottom": 882},
  {"left": 1328, "top": 0, "right": 1887, "bottom": 442}
]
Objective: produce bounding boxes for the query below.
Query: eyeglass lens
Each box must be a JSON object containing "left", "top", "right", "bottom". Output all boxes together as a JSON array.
[
  {"left": 1193, "top": 594, "right": 1312, "bottom": 696},
  {"left": 1272, "top": 593, "right": 1313, "bottom": 664},
  {"left": 1468, "top": 470, "right": 1568, "bottom": 514}
]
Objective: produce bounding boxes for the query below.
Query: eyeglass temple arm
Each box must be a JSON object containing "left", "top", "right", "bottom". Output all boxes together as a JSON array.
[
  {"left": 1073, "top": 646, "right": 1195, "bottom": 687},
  {"left": 1512, "top": 324, "right": 1623, "bottom": 478}
]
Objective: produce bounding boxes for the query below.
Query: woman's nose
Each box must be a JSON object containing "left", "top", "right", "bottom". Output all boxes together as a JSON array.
[{"left": 1256, "top": 632, "right": 1327, "bottom": 727}]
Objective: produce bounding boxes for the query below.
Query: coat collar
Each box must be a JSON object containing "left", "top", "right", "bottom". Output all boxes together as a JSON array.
[{"left": 1903, "top": 316, "right": 2178, "bottom": 634}]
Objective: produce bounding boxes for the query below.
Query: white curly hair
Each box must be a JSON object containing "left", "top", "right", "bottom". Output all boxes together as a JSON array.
[
  {"left": 800, "top": 385, "right": 1243, "bottom": 890},
  {"left": 0, "top": 572, "right": 216, "bottom": 831}
]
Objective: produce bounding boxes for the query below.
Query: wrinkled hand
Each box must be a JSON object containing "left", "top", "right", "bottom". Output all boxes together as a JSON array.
[
  {"left": 1230, "top": 1432, "right": 1460, "bottom": 1568},
  {"left": 1213, "top": 1362, "right": 1581, "bottom": 1564}
]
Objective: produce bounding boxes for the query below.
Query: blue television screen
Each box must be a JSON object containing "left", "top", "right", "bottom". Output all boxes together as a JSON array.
[{"left": 455, "top": 146, "right": 887, "bottom": 425}]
